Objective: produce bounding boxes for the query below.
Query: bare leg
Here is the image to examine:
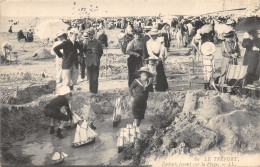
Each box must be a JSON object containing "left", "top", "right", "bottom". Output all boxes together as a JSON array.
[
  {"left": 50, "top": 118, "right": 54, "bottom": 126},
  {"left": 58, "top": 121, "right": 68, "bottom": 129},
  {"left": 49, "top": 118, "right": 55, "bottom": 134}
]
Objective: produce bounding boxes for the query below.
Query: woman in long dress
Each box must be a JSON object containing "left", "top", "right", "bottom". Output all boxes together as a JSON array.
[
  {"left": 242, "top": 30, "right": 260, "bottom": 85},
  {"left": 126, "top": 28, "right": 145, "bottom": 87},
  {"left": 146, "top": 29, "right": 168, "bottom": 91}
]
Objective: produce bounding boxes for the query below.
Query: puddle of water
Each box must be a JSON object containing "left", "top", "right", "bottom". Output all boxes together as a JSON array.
[{"left": 11, "top": 117, "right": 151, "bottom": 166}]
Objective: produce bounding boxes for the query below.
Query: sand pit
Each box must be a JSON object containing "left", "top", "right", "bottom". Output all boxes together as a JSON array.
[{"left": 29, "top": 48, "right": 54, "bottom": 60}]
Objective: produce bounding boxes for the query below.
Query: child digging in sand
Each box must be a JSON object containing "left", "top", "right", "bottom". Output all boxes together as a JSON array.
[{"left": 129, "top": 67, "right": 153, "bottom": 127}]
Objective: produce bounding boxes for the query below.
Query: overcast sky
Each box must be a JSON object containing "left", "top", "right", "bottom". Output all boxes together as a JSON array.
[{"left": 0, "top": 0, "right": 245, "bottom": 17}]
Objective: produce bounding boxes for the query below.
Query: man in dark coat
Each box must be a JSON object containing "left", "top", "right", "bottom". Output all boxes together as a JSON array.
[
  {"left": 98, "top": 30, "right": 108, "bottom": 47},
  {"left": 83, "top": 28, "right": 103, "bottom": 94},
  {"left": 54, "top": 28, "right": 83, "bottom": 91}
]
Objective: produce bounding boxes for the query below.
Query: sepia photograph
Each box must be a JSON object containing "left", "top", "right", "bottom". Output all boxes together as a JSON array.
[{"left": 0, "top": 0, "right": 260, "bottom": 166}]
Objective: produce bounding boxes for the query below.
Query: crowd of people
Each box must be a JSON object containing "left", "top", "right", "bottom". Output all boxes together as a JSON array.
[{"left": 15, "top": 14, "right": 258, "bottom": 138}]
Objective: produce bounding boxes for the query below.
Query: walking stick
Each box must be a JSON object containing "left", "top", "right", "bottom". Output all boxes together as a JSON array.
[{"left": 104, "top": 45, "right": 108, "bottom": 77}]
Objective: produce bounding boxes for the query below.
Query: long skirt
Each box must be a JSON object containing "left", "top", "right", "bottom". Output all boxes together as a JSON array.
[
  {"left": 243, "top": 51, "right": 260, "bottom": 84},
  {"left": 155, "top": 61, "right": 168, "bottom": 91},
  {"left": 132, "top": 97, "right": 147, "bottom": 120},
  {"left": 127, "top": 55, "right": 143, "bottom": 87}
]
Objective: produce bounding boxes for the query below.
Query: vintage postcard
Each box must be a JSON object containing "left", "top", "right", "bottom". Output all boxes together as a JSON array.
[{"left": 0, "top": 0, "right": 260, "bottom": 166}]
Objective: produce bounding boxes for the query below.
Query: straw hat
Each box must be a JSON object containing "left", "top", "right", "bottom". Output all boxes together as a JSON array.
[
  {"left": 144, "top": 26, "right": 152, "bottom": 31},
  {"left": 201, "top": 42, "right": 216, "bottom": 55},
  {"left": 138, "top": 67, "right": 152, "bottom": 76},
  {"left": 194, "top": 33, "right": 201, "bottom": 40},
  {"left": 83, "top": 31, "right": 88, "bottom": 37},
  {"left": 58, "top": 86, "right": 71, "bottom": 95},
  {"left": 226, "top": 19, "right": 235, "bottom": 25},
  {"left": 223, "top": 31, "right": 235, "bottom": 38},
  {"left": 87, "top": 28, "right": 95, "bottom": 34},
  {"left": 149, "top": 29, "right": 159, "bottom": 36}
]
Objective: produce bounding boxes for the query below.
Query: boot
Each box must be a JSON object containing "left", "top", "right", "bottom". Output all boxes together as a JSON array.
[
  {"left": 69, "top": 85, "right": 74, "bottom": 91},
  {"left": 56, "top": 128, "right": 64, "bottom": 139},
  {"left": 49, "top": 126, "right": 55, "bottom": 134},
  {"left": 89, "top": 122, "right": 96, "bottom": 130}
]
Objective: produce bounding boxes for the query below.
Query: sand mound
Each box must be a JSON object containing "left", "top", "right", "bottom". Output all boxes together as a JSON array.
[
  {"left": 119, "top": 90, "right": 260, "bottom": 165},
  {"left": 29, "top": 48, "right": 54, "bottom": 60},
  {"left": 207, "top": 110, "right": 260, "bottom": 152},
  {"left": 183, "top": 91, "right": 238, "bottom": 119}
]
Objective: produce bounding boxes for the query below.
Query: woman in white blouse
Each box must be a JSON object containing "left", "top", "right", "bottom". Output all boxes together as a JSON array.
[{"left": 146, "top": 29, "right": 168, "bottom": 91}]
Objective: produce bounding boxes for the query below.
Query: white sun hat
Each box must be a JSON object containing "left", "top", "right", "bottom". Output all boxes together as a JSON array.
[{"left": 201, "top": 42, "right": 216, "bottom": 56}]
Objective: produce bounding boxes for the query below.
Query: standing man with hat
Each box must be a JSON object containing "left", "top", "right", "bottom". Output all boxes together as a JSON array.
[
  {"left": 51, "top": 31, "right": 68, "bottom": 93},
  {"left": 83, "top": 28, "right": 103, "bottom": 94},
  {"left": 54, "top": 28, "right": 83, "bottom": 91},
  {"left": 98, "top": 30, "right": 108, "bottom": 48}
]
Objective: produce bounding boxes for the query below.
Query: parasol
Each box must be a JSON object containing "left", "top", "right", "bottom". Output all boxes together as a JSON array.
[
  {"left": 235, "top": 17, "right": 260, "bottom": 32},
  {"left": 199, "top": 24, "right": 213, "bottom": 34},
  {"left": 35, "top": 19, "right": 69, "bottom": 40}
]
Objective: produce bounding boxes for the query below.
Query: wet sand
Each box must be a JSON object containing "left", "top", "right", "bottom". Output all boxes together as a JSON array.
[{"left": 10, "top": 117, "right": 151, "bottom": 166}]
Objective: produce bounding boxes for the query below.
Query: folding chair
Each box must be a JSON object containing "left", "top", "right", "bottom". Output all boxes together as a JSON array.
[
  {"left": 243, "top": 81, "right": 260, "bottom": 97},
  {"left": 218, "top": 65, "right": 248, "bottom": 95}
]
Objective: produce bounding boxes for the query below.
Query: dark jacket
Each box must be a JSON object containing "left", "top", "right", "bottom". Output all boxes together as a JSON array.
[
  {"left": 83, "top": 38, "right": 103, "bottom": 67},
  {"left": 129, "top": 78, "right": 152, "bottom": 100},
  {"left": 53, "top": 40, "right": 83, "bottom": 69},
  {"left": 45, "top": 95, "right": 72, "bottom": 120},
  {"left": 242, "top": 38, "right": 260, "bottom": 74},
  {"left": 98, "top": 33, "right": 108, "bottom": 47}
]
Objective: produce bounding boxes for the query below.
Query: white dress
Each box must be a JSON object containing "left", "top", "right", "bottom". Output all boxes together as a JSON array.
[{"left": 202, "top": 54, "right": 215, "bottom": 81}]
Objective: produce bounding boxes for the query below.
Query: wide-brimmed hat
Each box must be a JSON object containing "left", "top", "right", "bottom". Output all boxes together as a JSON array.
[
  {"left": 143, "top": 26, "right": 152, "bottom": 32},
  {"left": 87, "top": 28, "right": 95, "bottom": 34},
  {"left": 194, "top": 33, "right": 201, "bottom": 40},
  {"left": 55, "top": 31, "right": 67, "bottom": 38},
  {"left": 138, "top": 67, "right": 152, "bottom": 76},
  {"left": 69, "top": 28, "right": 79, "bottom": 34},
  {"left": 149, "top": 29, "right": 159, "bottom": 36},
  {"left": 201, "top": 42, "right": 216, "bottom": 55},
  {"left": 144, "top": 26, "right": 152, "bottom": 30},
  {"left": 83, "top": 31, "right": 88, "bottom": 37},
  {"left": 58, "top": 86, "right": 71, "bottom": 96},
  {"left": 223, "top": 31, "right": 235, "bottom": 38},
  {"left": 226, "top": 19, "right": 235, "bottom": 25}
]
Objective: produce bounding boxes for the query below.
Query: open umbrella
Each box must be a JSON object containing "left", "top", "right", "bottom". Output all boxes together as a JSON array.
[
  {"left": 35, "top": 19, "right": 69, "bottom": 40},
  {"left": 235, "top": 17, "right": 260, "bottom": 32},
  {"left": 199, "top": 24, "right": 213, "bottom": 34}
]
